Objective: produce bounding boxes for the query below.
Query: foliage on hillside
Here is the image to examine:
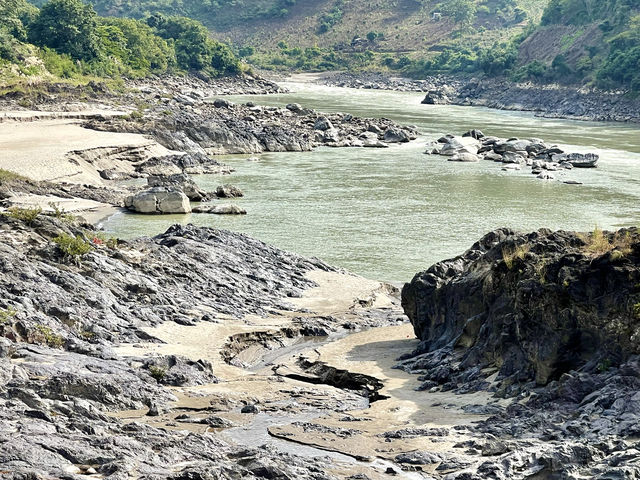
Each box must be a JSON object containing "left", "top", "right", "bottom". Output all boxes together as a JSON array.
[
  {"left": 0, "top": 0, "right": 240, "bottom": 90},
  {"left": 27, "top": 0, "right": 301, "bottom": 28},
  {"left": 514, "top": 0, "right": 640, "bottom": 91}
]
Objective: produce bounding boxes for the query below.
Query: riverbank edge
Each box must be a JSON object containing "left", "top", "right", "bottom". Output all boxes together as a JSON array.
[
  {"left": 311, "top": 71, "right": 640, "bottom": 124},
  {"left": 0, "top": 72, "right": 417, "bottom": 223}
]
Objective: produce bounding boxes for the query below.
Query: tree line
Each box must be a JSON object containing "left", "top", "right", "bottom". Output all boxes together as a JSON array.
[{"left": 0, "top": 0, "right": 240, "bottom": 80}]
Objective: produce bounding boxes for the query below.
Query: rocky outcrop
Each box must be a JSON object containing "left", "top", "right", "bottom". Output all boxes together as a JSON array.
[
  {"left": 455, "top": 79, "right": 640, "bottom": 123},
  {"left": 396, "top": 227, "right": 640, "bottom": 478},
  {"left": 124, "top": 187, "right": 192, "bottom": 214},
  {"left": 192, "top": 204, "right": 246, "bottom": 215},
  {"left": 147, "top": 173, "right": 210, "bottom": 201},
  {"left": 401, "top": 227, "right": 640, "bottom": 390},
  {"left": 215, "top": 184, "right": 244, "bottom": 198},
  {"left": 427, "top": 130, "right": 599, "bottom": 180},
  {"left": 319, "top": 71, "right": 640, "bottom": 123},
  {"left": 0, "top": 213, "right": 412, "bottom": 479},
  {"left": 84, "top": 98, "right": 419, "bottom": 157}
]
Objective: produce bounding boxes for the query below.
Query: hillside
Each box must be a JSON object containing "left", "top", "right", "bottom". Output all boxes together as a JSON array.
[
  {"left": 0, "top": 0, "right": 241, "bottom": 94},
  {"left": 11, "top": 0, "right": 640, "bottom": 93},
  {"left": 50, "top": 0, "right": 547, "bottom": 71},
  {"left": 515, "top": 0, "right": 640, "bottom": 90}
]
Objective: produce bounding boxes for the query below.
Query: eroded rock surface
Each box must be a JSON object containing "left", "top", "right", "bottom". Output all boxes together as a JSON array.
[{"left": 399, "top": 227, "right": 640, "bottom": 478}]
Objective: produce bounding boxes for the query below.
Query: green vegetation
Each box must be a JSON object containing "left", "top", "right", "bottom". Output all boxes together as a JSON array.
[
  {"left": 0, "top": 307, "right": 17, "bottom": 324},
  {"left": 44, "top": 0, "right": 299, "bottom": 28},
  {"left": 148, "top": 365, "right": 167, "bottom": 381},
  {"left": 92, "top": 232, "right": 119, "bottom": 249},
  {"left": 1, "top": 0, "right": 240, "bottom": 90},
  {"left": 318, "top": 0, "right": 344, "bottom": 34},
  {"left": 597, "top": 357, "right": 612, "bottom": 372},
  {"left": 5, "top": 206, "right": 42, "bottom": 225},
  {"left": 35, "top": 324, "right": 64, "bottom": 348},
  {"left": 0, "top": 169, "right": 29, "bottom": 183},
  {"left": 48, "top": 202, "right": 75, "bottom": 222},
  {"left": 633, "top": 303, "right": 640, "bottom": 320},
  {"left": 531, "top": 0, "right": 640, "bottom": 90},
  {"left": 248, "top": 42, "right": 373, "bottom": 71},
  {"left": 438, "top": 0, "right": 477, "bottom": 28},
  {"left": 53, "top": 233, "right": 92, "bottom": 257}
]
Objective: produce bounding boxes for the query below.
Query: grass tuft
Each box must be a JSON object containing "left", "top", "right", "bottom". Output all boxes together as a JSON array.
[
  {"left": 5, "top": 206, "right": 42, "bottom": 225},
  {"left": 502, "top": 243, "right": 530, "bottom": 270}
]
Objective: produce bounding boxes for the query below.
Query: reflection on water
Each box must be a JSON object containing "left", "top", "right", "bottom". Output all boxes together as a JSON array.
[{"left": 103, "top": 82, "right": 640, "bottom": 283}]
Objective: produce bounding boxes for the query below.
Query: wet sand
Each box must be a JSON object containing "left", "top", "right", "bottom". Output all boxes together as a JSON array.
[{"left": 112, "top": 270, "right": 497, "bottom": 478}]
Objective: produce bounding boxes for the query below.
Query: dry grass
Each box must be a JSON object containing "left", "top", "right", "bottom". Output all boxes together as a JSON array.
[
  {"left": 583, "top": 227, "right": 634, "bottom": 258},
  {"left": 533, "top": 258, "right": 548, "bottom": 283},
  {"left": 0, "top": 168, "right": 28, "bottom": 184},
  {"left": 502, "top": 243, "right": 530, "bottom": 269}
]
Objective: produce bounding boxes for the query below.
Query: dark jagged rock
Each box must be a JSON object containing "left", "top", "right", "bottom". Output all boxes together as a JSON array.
[
  {"left": 0, "top": 215, "right": 354, "bottom": 479},
  {"left": 83, "top": 99, "right": 418, "bottom": 158},
  {"left": 401, "top": 227, "right": 640, "bottom": 388},
  {"left": 397, "top": 227, "right": 640, "bottom": 479}
]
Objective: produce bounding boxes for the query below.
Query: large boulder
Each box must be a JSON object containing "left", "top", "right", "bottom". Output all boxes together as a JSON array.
[
  {"left": 383, "top": 128, "right": 411, "bottom": 143},
  {"left": 147, "top": 173, "right": 209, "bottom": 201},
  {"left": 400, "top": 227, "right": 640, "bottom": 390},
  {"left": 192, "top": 204, "right": 246, "bottom": 215},
  {"left": 314, "top": 116, "right": 333, "bottom": 131},
  {"left": 215, "top": 184, "right": 244, "bottom": 198},
  {"left": 449, "top": 152, "right": 480, "bottom": 162},
  {"left": 125, "top": 187, "right": 191, "bottom": 214},
  {"left": 421, "top": 90, "right": 450, "bottom": 105},
  {"left": 439, "top": 136, "right": 480, "bottom": 156}
]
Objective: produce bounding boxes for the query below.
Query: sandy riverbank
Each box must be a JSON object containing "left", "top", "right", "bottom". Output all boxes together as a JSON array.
[
  {"left": 0, "top": 112, "right": 180, "bottom": 223},
  {"left": 111, "top": 270, "right": 495, "bottom": 478}
]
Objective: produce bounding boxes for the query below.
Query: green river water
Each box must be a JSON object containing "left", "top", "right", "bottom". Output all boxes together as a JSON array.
[{"left": 103, "top": 81, "right": 640, "bottom": 283}]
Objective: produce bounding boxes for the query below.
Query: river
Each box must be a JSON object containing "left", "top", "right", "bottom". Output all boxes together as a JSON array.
[{"left": 103, "top": 81, "right": 640, "bottom": 283}]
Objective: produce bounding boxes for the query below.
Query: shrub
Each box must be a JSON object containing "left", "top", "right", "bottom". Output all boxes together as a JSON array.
[
  {"left": 633, "top": 303, "right": 640, "bottom": 319},
  {"left": 0, "top": 307, "right": 17, "bottom": 323},
  {"left": 48, "top": 202, "right": 74, "bottom": 221},
  {"left": 0, "top": 169, "right": 27, "bottom": 183},
  {"left": 6, "top": 206, "right": 42, "bottom": 225},
  {"left": 35, "top": 324, "right": 64, "bottom": 348},
  {"left": 148, "top": 365, "right": 167, "bottom": 381},
  {"left": 53, "top": 233, "right": 92, "bottom": 257},
  {"left": 92, "top": 232, "right": 118, "bottom": 248}
]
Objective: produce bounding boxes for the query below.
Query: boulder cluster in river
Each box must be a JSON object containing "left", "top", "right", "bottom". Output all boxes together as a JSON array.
[{"left": 426, "top": 129, "right": 598, "bottom": 182}]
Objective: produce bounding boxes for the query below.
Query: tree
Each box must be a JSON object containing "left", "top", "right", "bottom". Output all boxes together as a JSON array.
[
  {"left": 441, "top": 0, "right": 477, "bottom": 27},
  {"left": 149, "top": 15, "right": 239, "bottom": 75},
  {"left": 100, "top": 17, "right": 174, "bottom": 73},
  {"left": 29, "top": 0, "right": 101, "bottom": 60}
]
